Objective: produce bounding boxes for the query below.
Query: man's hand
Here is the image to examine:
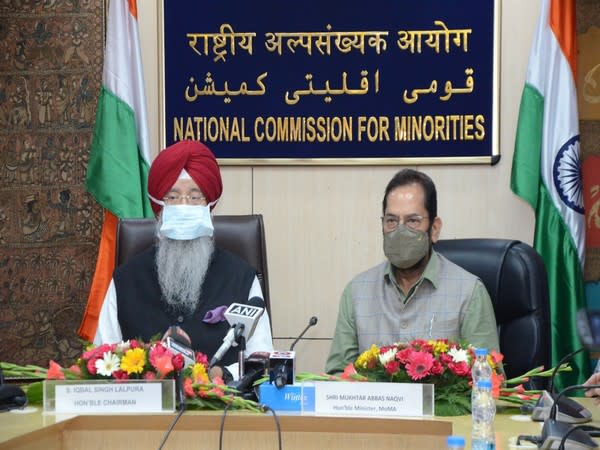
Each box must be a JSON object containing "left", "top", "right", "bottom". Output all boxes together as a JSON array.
[{"left": 584, "top": 372, "right": 600, "bottom": 405}]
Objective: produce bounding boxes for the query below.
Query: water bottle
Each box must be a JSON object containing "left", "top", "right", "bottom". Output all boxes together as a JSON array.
[
  {"left": 471, "top": 348, "right": 492, "bottom": 401},
  {"left": 472, "top": 348, "right": 492, "bottom": 384},
  {"left": 446, "top": 435, "right": 465, "bottom": 450},
  {"left": 471, "top": 379, "right": 496, "bottom": 450}
]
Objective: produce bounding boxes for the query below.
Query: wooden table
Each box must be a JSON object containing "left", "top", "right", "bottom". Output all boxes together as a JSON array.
[{"left": 0, "top": 400, "right": 595, "bottom": 450}]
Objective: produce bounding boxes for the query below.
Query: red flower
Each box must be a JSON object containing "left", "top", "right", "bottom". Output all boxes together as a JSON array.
[
  {"left": 112, "top": 370, "right": 128, "bottom": 380},
  {"left": 47, "top": 360, "right": 65, "bottom": 380},
  {"left": 406, "top": 351, "right": 434, "bottom": 380},
  {"left": 384, "top": 360, "right": 400, "bottom": 375},
  {"left": 430, "top": 359, "right": 445, "bottom": 376},
  {"left": 448, "top": 361, "right": 470, "bottom": 377},
  {"left": 183, "top": 378, "right": 196, "bottom": 398},
  {"left": 490, "top": 349, "right": 504, "bottom": 365},
  {"left": 143, "top": 372, "right": 157, "bottom": 380},
  {"left": 172, "top": 353, "right": 184, "bottom": 371},
  {"left": 341, "top": 363, "right": 358, "bottom": 380}
]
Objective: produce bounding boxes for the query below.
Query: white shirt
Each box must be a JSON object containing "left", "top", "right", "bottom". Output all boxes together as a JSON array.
[{"left": 94, "top": 276, "right": 274, "bottom": 380}]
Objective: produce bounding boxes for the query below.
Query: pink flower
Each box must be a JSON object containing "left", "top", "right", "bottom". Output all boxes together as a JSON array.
[
  {"left": 129, "top": 339, "right": 140, "bottom": 349},
  {"left": 396, "top": 347, "right": 413, "bottom": 364},
  {"left": 143, "top": 372, "right": 157, "bottom": 380},
  {"left": 406, "top": 351, "right": 434, "bottom": 380},
  {"left": 153, "top": 353, "right": 174, "bottom": 378},
  {"left": 68, "top": 364, "right": 81, "bottom": 376},
  {"left": 195, "top": 352, "right": 209, "bottom": 366},
  {"left": 87, "top": 357, "right": 98, "bottom": 375},
  {"left": 149, "top": 343, "right": 175, "bottom": 375},
  {"left": 47, "top": 360, "right": 65, "bottom": 380}
]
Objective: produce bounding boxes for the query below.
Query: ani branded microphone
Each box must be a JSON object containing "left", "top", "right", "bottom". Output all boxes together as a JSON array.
[
  {"left": 530, "top": 348, "right": 592, "bottom": 424},
  {"left": 270, "top": 315, "right": 319, "bottom": 389},
  {"left": 209, "top": 297, "right": 265, "bottom": 368}
]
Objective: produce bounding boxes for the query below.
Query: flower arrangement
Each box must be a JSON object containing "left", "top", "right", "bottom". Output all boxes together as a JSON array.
[
  {"left": 295, "top": 339, "right": 571, "bottom": 416},
  {"left": 1, "top": 339, "right": 261, "bottom": 412}
]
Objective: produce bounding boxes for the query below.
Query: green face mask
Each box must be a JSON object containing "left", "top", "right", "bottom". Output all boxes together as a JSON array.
[{"left": 383, "top": 224, "right": 430, "bottom": 269}]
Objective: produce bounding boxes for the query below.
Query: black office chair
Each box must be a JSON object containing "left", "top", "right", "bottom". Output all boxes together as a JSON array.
[
  {"left": 115, "top": 215, "right": 271, "bottom": 316},
  {"left": 434, "top": 239, "right": 550, "bottom": 386}
]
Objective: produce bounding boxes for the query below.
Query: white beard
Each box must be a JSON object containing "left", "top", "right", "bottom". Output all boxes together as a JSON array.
[{"left": 155, "top": 225, "right": 214, "bottom": 316}]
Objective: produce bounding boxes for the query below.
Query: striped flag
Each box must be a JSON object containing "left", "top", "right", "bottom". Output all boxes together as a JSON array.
[
  {"left": 78, "top": 0, "right": 153, "bottom": 341},
  {"left": 511, "top": 0, "right": 588, "bottom": 389}
]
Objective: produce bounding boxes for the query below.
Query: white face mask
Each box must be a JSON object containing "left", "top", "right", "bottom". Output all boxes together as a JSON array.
[{"left": 159, "top": 204, "right": 214, "bottom": 240}]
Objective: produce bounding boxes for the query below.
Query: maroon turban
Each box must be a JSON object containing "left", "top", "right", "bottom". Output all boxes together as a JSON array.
[{"left": 147, "top": 140, "right": 222, "bottom": 215}]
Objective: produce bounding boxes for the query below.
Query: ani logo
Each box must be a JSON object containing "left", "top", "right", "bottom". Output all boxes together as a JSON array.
[{"left": 553, "top": 135, "right": 584, "bottom": 214}]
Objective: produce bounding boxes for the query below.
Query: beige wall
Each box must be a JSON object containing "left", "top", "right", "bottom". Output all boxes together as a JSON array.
[{"left": 138, "top": 1, "right": 539, "bottom": 373}]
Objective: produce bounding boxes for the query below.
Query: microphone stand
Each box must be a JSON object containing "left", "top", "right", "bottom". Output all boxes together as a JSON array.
[
  {"left": 289, "top": 316, "right": 318, "bottom": 352},
  {"left": 237, "top": 335, "right": 247, "bottom": 380}
]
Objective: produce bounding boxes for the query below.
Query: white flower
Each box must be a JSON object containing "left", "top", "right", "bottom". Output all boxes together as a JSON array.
[
  {"left": 115, "top": 340, "right": 131, "bottom": 353},
  {"left": 378, "top": 348, "right": 397, "bottom": 365},
  {"left": 448, "top": 347, "right": 469, "bottom": 364},
  {"left": 95, "top": 351, "right": 120, "bottom": 376}
]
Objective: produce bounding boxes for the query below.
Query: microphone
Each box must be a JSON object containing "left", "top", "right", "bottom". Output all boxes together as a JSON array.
[
  {"left": 164, "top": 326, "right": 195, "bottom": 368},
  {"left": 209, "top": 297, "right": 265, "bottom": 368},
  {"left": 289, "top": 316, "right": 318, "bottom": 352},
  {"left": 537, "top": 384, "right": 600, "bottom": 450},
  {"left": 530, "top": 348, "right": 592, "bottom": 424},
  {"left": 227, "top": 352, "right": 270, "bottom": 401},
  {"left": 0, "top": 367, "right": 27, "bottom": 412},
  {"left": 270, "top": 315, "right": 319, "bottom": 389}
]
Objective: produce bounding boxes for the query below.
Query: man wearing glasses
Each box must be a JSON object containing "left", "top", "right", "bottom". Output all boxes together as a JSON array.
[
  {"left": 325, "top": 169, "right": 499, "bottom": 374},
  {"left": 94, "top": 140, "right": 273, "bottom": 380}
]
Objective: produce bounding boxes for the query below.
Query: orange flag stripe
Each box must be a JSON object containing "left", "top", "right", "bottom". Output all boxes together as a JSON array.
[
  {"left": 550, "top": 0, "right": 577, "bottom": 77},
  {"left": 77, "top": 210, "right": 118, "bottom": 341}
]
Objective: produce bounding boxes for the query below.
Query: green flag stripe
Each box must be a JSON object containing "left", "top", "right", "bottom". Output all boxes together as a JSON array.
[
  {"left": 86, "top": 86, "right": 152, "bottom": 219},
  {"left": 511, "top": 83, "right": 543, "bottom": 209},
  {"left": 534, "top": 184, "right": 589, "bottom": 388}
]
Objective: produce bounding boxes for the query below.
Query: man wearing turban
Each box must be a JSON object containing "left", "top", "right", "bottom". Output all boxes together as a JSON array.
[{"left": 94, "top": 140, "right": 273, "bottom": 380}]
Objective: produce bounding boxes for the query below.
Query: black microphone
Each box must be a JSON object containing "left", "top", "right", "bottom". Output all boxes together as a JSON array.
[
  {"left": 537, "top": 384, "right": 600, "bottom": 450},
  {"left": 209, "top": 297, "right": 265, "bottom": 368},
  {"left": 0, "top": 367, "right": 27, "bottom": 412},
  {"left": 289, "top": 316, "right": 318, "bottom": 352},
  {"left": 270, "top": 315, "right": 319, "bottom": 389},
  {"left": 531, "top": 348, "right": 592, "bottom": 424}
]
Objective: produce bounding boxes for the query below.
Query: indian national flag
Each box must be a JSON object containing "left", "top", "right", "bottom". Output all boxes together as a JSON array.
[
  {"left": 78, "top": 0, "right": 153, "bottom": 341},
  {"left": 511, "top": 0, "right": 588, "bottom": 389}
]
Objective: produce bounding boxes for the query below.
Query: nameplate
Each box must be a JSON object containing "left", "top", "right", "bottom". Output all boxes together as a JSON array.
[
  {"left": 44, "top": 380, "right": 175, "bottom": 414},
  {"left": 313, "top": 381, "right": 434, "bottom": 417}
]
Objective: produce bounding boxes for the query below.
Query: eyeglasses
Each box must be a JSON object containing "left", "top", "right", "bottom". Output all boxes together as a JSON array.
[
  {"left": 381, "top": 214, "right": 428, "bottom": 231},
  {"left": 162, "top": 194, "right": 207, "bottom": 205}
]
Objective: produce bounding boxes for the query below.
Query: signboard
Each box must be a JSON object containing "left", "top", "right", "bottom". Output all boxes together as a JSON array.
[
  {"left": 43, "top": 380, "right": 175, "bottom": 414},
  {"left": 160, "top": 1, "right": 500, "bottom": 165}
]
